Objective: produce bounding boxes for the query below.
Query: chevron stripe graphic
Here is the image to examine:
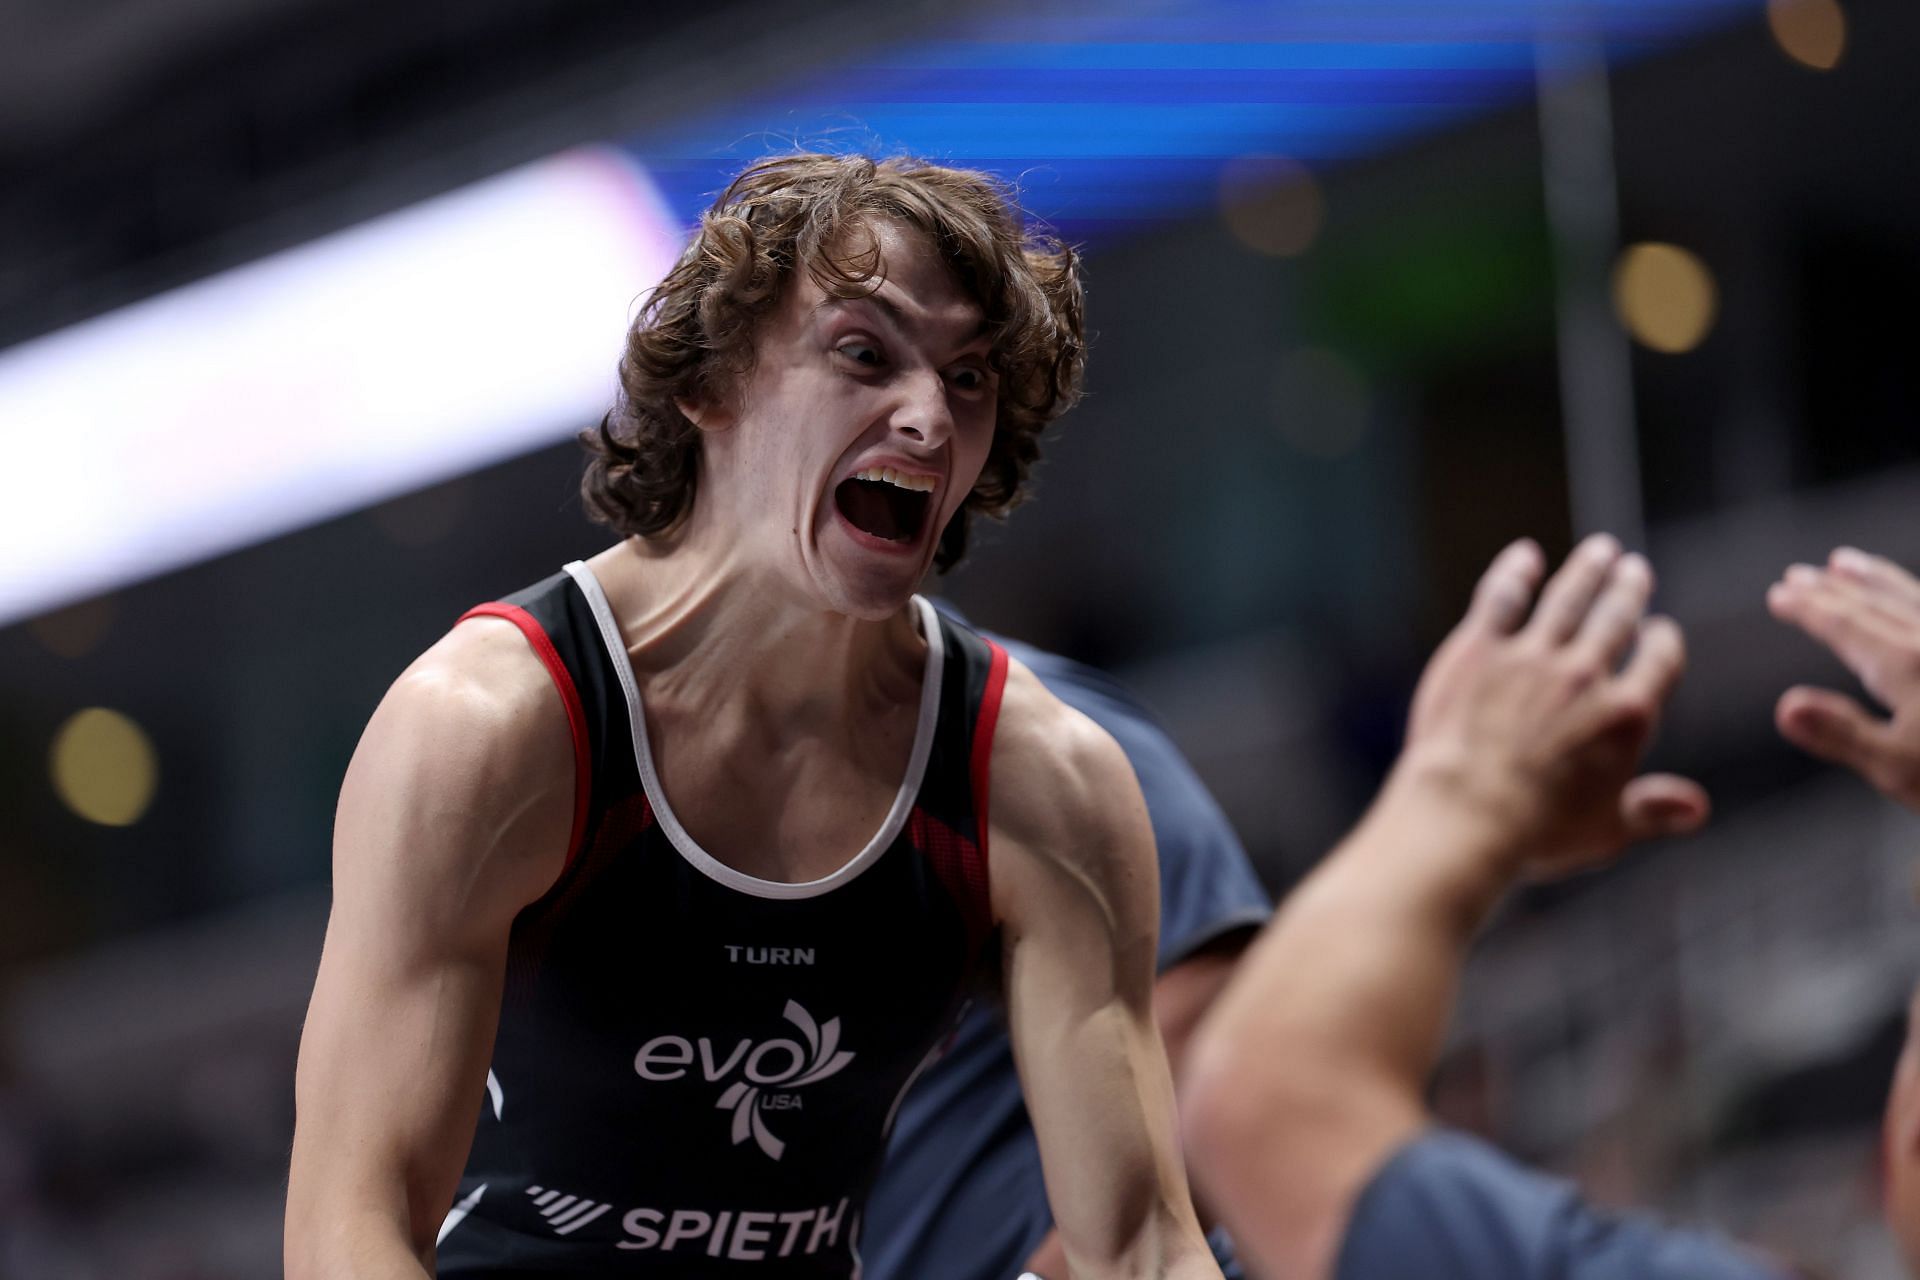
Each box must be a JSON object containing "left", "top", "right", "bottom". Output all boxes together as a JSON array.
[{"left": 525, "top": 1183, "right": 612, "bottom": 1236}]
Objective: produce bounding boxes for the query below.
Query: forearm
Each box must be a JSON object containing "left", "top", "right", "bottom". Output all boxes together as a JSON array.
[
  {"left": 1238, "top": 764, "right": 1514, "bottom": 1097},
  {"left": 1180, "top": 765, "right": 1518, "bottom": 1276},
  {"left": 286, "top": 988, "right": 486, "bottom": 1280},
  {"left": 1029, "top": 1005, "right": 1213, "bottom": 1275},
  {"left": 1021, "top": 959, "right": 1240, "bottom": 1280},
  {"left": 286, "top": 1040, "right": 475, "bottom": 1280},
  {"left": 285, "top": 1198, "right": 434, "bottom": 1280},
  {"left": 991, "top": 677, "right": 1224, "bottom": 1279},
  {"left": 1064, "top": 1207, "right": 1221, "bottom": 1280},
  {"left": 1151, "top": 944, "right": 1247, "bottom": 1236},
  {"left": 1011, "top": 951, "right": 1218, "bottom": 1277},
  {"left": 1187, "top": 538, "right": 1705, "bottom": 1280}
]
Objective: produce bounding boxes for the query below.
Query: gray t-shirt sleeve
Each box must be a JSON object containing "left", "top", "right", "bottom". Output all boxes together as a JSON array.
[
  {"left": 1335, "top": 1130, "right": 1790, "bottom": 1280},
  {"left": 994, "top": 638, "right": 1271, "bottom": 969}
]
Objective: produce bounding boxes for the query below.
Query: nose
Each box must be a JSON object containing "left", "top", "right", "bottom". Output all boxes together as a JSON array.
[{"left": 889, "top": 368, "right": 954, "bottom": 449}]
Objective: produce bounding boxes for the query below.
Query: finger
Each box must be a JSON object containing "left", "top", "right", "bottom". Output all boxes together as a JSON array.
[
  {"left": 1614, "top": 615, "right": 1686, "bottom": 720},
  {"left": 1620, "top": 773, "right": 1710, "bottom": 842},
  {"left": 1830, "top": 547, "right": 1920, "bottom": 619},
  {"left": 1462, "top": 538, "right": 1546, "bottom": 637},
  {"left": 1804, "top": 560, "right": 1920, "bottom": 634},
  {"left": 1572, "top": 552, "right": 1653, "bottom": 670},
  {"left": 1775, "top": 684, "right": 1896, "bottom": 780},
  {"left": 1768, "top": 568, "right": 1918, "bottom": 705},
  {"left": 1526, "top": 533, "right": 1622, "bottom": 644}
]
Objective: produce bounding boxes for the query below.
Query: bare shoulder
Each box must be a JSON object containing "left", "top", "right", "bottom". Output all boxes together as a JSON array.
[
  {"left": 334, "top": 615, "right": 577, "bottom": 927},
  {"left": 993, "top": 657, "right": 1140, "bottom": 824},
  {"left": 988, "top": 657, "right": 1157, "bottom": 929},
  {"left": 396, "top": 613, "right": 571, "bottom": 744},
  {"left": 290, "top": 615, "right": 575, "bottom": 1263}
]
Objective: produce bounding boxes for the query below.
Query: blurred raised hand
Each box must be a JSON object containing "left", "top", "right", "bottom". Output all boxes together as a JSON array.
[
  {"left": 1183, "top": 536, "right": 1710, "bottom": 1280},
  {"left": 1768, "top": 547, "right": 1920, "bottom": 812},
  {"left": 1397, "top": 532, "right": 1709, "bottom": 880}
]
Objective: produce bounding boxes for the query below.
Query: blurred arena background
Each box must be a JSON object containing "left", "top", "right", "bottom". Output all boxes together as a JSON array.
[{"left": 2, "top": 0, "right": 1918, "bottom": 1274}]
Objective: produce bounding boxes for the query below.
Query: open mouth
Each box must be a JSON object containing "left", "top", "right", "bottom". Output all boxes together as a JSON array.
[{"left": 833, "top": 468, "right": 934, "bottom": 545}]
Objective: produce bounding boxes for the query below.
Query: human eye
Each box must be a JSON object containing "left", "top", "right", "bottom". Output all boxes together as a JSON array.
[
  {"left": 834, "top": 338, "right": 885, "bottom": 370},
  {"left": 947, "top": 361, "right": 992, "bottom": 395}
]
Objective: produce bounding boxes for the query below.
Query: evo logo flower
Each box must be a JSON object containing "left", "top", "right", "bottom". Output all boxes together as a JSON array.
[
  {"left": 716, "top": 1001, "right": 853, "bottom": 1159},
  {"left": 633, "top": 999, "right": 855, "bottom": 1160}
]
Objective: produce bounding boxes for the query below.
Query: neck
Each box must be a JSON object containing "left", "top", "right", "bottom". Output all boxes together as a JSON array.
[{"left": 586, "top": 512, "right": 926, "bottom": 729}]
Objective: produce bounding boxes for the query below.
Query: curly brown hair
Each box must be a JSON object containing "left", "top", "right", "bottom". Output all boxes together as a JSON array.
[{"left": 580, "top": 152, "right": 1086, "bottom": 571}]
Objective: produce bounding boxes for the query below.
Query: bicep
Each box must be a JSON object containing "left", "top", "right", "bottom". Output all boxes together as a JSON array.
[
  {"left": 1000, "top": 887, "right": 1182, "bottom": 1272},
  {"left": 291, "top": 892, "right": 510, "bottom": 1254},
  {"left": 993, "top": 698, "right": 1201, "bottom": 1271},
  {"left": 288, "top": 646, "right": 571, "bottom": 1259}
]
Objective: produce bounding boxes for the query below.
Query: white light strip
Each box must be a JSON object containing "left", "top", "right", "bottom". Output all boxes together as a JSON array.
[{"left": 0, "top": 147, "right": 684, "bottom": 625}]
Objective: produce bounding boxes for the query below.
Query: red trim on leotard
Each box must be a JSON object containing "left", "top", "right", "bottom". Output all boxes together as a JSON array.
[
  {"left": 967, "top": 639, "right": 1010, "bottom": 916},
  {"left": 908, "top": 807, "right": 990, "bottom": 960},
  {"left": 458, "top": 603, "right": 591, "bottom": 872}
]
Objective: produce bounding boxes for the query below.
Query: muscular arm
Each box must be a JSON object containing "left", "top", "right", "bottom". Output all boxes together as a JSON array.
[
  {"left": 285, "top": 620, "right": 574, "bottom": 1278},
  {"left": 1179, "top": 781, "right": 1513, "bottom": 1280},
  {"left": 1182, "top": 536, "right": 1707, "bottom": 1280},
  {"left": 1018, "top": 942, "right": 1247, "bottom": 1280},
  {"left": 991, "top": 663, "right": 1220, "bottom": 1280}
]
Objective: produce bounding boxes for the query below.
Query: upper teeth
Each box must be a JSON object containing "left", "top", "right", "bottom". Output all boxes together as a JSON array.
[{"left": 853, "top": 466, "right": 936, "bottom": 492}]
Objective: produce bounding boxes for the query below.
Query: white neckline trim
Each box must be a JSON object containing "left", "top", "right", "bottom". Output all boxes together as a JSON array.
[{"left": 562, "top": 561, "right": 944, "bottom": 901}]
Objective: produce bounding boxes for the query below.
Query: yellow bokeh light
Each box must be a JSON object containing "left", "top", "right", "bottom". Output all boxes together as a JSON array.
[
  {"left": 1611, "top": 242, "right": 1719, "bottom": 355},
  {"left": 50, "top": 707, "right": 159, "bottom": 827},
  {"left": 1767, "top": 0, "right": 1846, "bottom": 71},
  {"left": 1219, "top": 155, "right": 1325, "bottom": 258}
]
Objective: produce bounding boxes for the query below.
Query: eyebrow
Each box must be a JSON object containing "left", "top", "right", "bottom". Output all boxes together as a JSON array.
[{"left": 815, "top": 293, "right": 991, "bottom": 346}]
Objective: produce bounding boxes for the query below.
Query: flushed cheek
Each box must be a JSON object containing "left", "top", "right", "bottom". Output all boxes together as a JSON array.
[
  {"left": 968, "top": 403, "right": 998, "bottom": 455},
  {"left": 948, "top": 414, "right": 993, "bottom": 481}
]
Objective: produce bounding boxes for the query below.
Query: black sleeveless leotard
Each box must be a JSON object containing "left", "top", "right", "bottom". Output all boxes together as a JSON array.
[{"left": 433, "top": 561, "right": 1005, "bottom": 1278}]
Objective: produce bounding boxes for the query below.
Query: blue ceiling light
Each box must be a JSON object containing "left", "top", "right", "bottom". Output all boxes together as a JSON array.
[{"left": 623, "top": 0, "right": 1756, "bottom": 241}]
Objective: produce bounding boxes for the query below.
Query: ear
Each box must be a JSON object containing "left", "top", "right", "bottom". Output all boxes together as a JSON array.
[{"left": 675, "top": 393, "right": 735, "bottom": 433}]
